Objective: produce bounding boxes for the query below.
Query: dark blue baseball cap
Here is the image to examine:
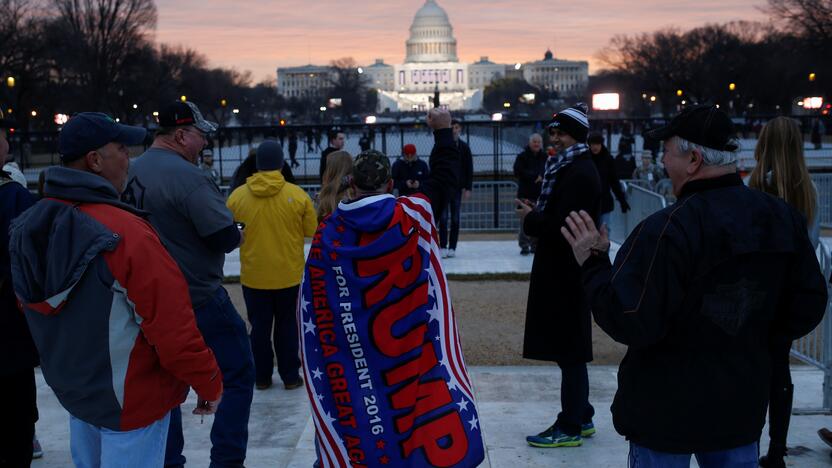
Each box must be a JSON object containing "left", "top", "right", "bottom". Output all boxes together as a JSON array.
[{"left": 59, "top": 112, "right": 147, "bottom": 162}]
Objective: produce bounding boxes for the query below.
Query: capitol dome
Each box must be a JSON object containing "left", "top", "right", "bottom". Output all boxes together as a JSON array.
[{"left": 405, "top": 0, "right": 458, "bottom": 63}]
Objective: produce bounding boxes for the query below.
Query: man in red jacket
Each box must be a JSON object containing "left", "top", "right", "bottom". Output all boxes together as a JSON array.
[{"left": 9, "top": 113, "right": 223, "bottom": 467}]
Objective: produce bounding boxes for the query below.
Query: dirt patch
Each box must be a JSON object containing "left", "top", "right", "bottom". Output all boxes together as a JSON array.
[{"left": 225, "top": 280, "right": 628, "bottom": 366}]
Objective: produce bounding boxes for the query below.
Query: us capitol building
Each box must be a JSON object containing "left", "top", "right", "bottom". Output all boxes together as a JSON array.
[{"left": 277, "top": 0, "right": 589, "bottom": 111}]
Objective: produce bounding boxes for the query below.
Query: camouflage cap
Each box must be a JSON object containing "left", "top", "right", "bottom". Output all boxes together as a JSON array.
[{"left": 352, "top": 149, "right": 391, "bottom": 190}]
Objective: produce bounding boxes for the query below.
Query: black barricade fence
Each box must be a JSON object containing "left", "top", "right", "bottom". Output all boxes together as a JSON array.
[{"left": 9, "top": 116, "right": 832, "bottom": 186}]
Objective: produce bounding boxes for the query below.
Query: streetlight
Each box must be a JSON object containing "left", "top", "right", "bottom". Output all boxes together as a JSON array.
[
  {"left": 641, "top": 93, "right": 647, "bottom": 99},
  {"left": 809, "top": 72, "right": 816, "bottom": 82},
  {"left": 650, "top": 96, "right": 657, "bottom": 102},
  {"left": 503, "top": 102, "right": 511, "bottom": 108},
  {"left": 180, "top": 95, "right": 187, "bottom": 102},
  {"left": 30, "top": 110, "right": 37, "bottom": 117},
  {"left": 6, "top": 77, "right": 14, "bottom": 88},
  {"left": 232, "top": 108, "right": 240, "bottom": 114},
  {"left": 357, "top": 67, "right": 364, "bottom": 74},
  {"left": 152, "top": 111, "right": 159, "bottom": 117},
  {"left": 132, "top": 104, "right": 138, "bottom": 109},
  {"left": 319, "top": 106, "right": 327, "bottom": 112},
  {"left": 676, "top": 89, "right": 683, "bottom": 97},
  {"left": 220, "top": 98, "right": 227, "bottom": 107},
  {"left": 514, "top": 63, "right": 522, "bottom": 71},
  {"left": 728, "top": 83, "right": 736, "bottom": 91}
]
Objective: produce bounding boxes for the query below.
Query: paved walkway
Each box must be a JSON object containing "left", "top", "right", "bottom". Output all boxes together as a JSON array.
[{"left": 30, "top": 366, "right": 832, "bottom": 467}]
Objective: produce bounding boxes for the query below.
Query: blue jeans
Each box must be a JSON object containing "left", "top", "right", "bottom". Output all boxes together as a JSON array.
[
  {"left": 165, "top": 286, "right": 255, "bottom": 468},
  {"left": 242, "top": 285, "right": 301, "bottom": 385},
  {"left": 70, "top": 412, "right": 170, "bottom": 468},
  {"left": 439, "top": 190, "right": 462, "bottom": 250},
  {"left": 628, "top": 442, "right": 759, "bottom": 468}
]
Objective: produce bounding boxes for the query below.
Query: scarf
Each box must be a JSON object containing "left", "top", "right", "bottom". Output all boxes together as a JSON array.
[
  {"left": 535, "top": 143, "right": 588, "bottom": 211},
  {"left": 299, "top": 194, "right": 485, "bottom": 468}
]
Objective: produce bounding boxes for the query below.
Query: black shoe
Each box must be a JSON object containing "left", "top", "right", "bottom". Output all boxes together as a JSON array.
[
  {"left": 520, "top": 249, "right": 530, "bottom": 256},
  {"left": 284, "top": 378, "right": 304, "bottom": 390},
  {"left": 255, "top": 379, "right": 273, "bottom": 390}
]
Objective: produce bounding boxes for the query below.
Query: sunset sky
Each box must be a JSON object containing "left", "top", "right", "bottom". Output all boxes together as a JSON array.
[{"left": 153, "top": 0, "right": 768, "bottom": 82}]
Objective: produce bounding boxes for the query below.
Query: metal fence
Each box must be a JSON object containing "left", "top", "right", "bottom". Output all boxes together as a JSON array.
[
  {"left": 813, "top": 174, "right": 832, "bottom": 228},
  {"left": 792, "top": 242, "right": 832, "bottom": 413},
  {"left": 223, "top": 180, "right": 521, "bottom": 233},
  {"left": 9, "top": 118, "right": 832, "bottom": 184},
  {"left": 607, "top": 181, "right": 669, "bottom": 244}
]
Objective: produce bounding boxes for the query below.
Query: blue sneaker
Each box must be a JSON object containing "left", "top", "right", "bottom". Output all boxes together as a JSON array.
[
  {"left": 581, "top": 422, "right": 596, "bottom": 438},
  {"left": 526, "top": 424, "right": 582, "bottom": 448}
]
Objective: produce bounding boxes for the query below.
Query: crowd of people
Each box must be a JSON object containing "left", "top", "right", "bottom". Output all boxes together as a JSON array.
[{"left": 0, "top": 98, "right": 830, "bottom": 468}]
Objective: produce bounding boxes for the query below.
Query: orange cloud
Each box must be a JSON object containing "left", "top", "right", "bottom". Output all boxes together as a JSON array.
[{"left": 154, "top": 0, "right": 767, "bottom": 81}]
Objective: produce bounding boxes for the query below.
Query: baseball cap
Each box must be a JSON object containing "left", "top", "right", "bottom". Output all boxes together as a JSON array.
[
  {"left": 158, "top": 101, "right": 218, "bottom": 133},
  {"left": 59, "top": 112, "right": 147, "bottom": 162},
  {"left": 353, "top": 150, "right": 391, "bottom": 190},
  {"left": 403, "top": 144, "right": 417, "bottom": 156},
  {"left": 645, "top": 105, "right": 738, "bottom": 152}
]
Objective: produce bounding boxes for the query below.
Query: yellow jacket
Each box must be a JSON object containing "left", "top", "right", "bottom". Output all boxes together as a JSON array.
[{"left": 227, "top": 170, "right": 317, "bottom": 290}]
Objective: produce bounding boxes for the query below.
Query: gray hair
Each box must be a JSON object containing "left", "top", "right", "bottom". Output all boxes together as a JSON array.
[
  {"left": 529, "top": 133, "right": 543, "bottom": 144},
  {"left": 674, "top": 136, "right": 739, "bottom": 167}
]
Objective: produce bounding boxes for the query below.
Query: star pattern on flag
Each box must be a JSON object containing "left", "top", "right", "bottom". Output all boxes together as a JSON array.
[
  {"left": 456, "top": 398, "right": 469, "bottom": 412},
  {"left": 332, "top": 239, "right": 342, "bottom": 248},
  {"left": 329, "top": 251, "right": 338, "bottom": 261},
  {"left": 325, "top": 411, "right": 337, "bottom": 425},
  {"left": 379, "top": 455, "right": 390, "bottom": 465},
  {"left": 316, "top": 393, "right": 325, "bottom": 402},
  {"left": 312, "top": 367, "right": 323, "bottom": 380},
  {"left": 376, "top": 440, "right": 386, "bottom": 450},
  {"left": 468, "top": 415, "right": 479, "bottom": 431},
  {"left": 427, "top": 302, "right": 441, "bottom": 323},
  {"left": 303, "top": 318, "right": 316, "bottom": 336},
  {"left": 300, "top": 297, "right": 310, "bottom": 314},
  {"left": 434, "top": 335, "right": 440, "bottom": 341},
  {"left": 336, "top": 225, "right": 346, "bottom": 233}
]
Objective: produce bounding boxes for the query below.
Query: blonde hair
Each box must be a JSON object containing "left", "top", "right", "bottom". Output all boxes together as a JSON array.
[
  {"left": 749, "top": 117, "right": 816, "bottom": 225},
  {"left": 317, "top": 150, "right": 353, "bottom": 221}
]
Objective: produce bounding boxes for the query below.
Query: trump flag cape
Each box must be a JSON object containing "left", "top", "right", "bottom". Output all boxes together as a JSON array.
[{"left": 298, "top": 193, "right": 485, "bottom": 468}]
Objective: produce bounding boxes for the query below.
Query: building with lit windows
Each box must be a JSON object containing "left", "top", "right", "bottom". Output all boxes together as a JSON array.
[{"left": 276, "top": 0, "right": 589, "bottom": 111}]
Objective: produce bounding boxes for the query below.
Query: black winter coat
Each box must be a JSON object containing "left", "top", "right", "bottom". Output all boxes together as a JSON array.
[
  {"left": 582, "top": 174, "right": 827, "bottom": 454},
  {"left": 613, "top": 154, "right": 636, "bottom": 181},
  {"left": 513, "top": 147, "right": 546, "bottom": 200},
  {"left": 522, "top": 153, "right": 601, "bottom": 363},
  {"left": 0, "top": 179, "right": 37, "bottom": 376},
  {"left": 591, "top": 147, "right": 627, "bottom": 214},
  {"left": 456, "top": 139, "right": 474, "bottom": 192},
  {"left": 392, "top": 158, "right": 429, "bottom": 196}
]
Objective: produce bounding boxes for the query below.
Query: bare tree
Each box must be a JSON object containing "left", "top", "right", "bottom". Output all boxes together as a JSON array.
[
  {"left": 766, "top": 0, "right": 832, "bottom": 48},
  {"left": 50, "top": 0, "right": 157, "bottom": 109}
]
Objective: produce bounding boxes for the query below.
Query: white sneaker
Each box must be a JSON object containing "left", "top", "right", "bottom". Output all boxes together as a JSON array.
[
  {"left": 441, "top": 248, "right": 449, "bottom": 258},
  {"left": 447, "top": 249, "right": 456, "bottom": 258}
]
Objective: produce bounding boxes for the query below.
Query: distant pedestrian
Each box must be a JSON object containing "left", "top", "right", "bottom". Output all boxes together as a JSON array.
[
  {"left": 124, "top": 101, "right": 255, "bottom": 468},
  {"left": 299, "top": 108, "right": 485, "bottom": 467},
  {"left": 200, "top": 149, "right": 221, "bottom": 185},
  {"left": 588, "top": 132, "right": 629, "bottom": 235},
  {"left": 632, "top": 150, "right": 663, "bottom": 190},
  {"left": 10, "top": 113, "right": 223, "bottom": 467},
  {"left": 316, "top": 150, "right": 353, "bottom": 221},
  {"left": 0, "top": 109, "right": 39, "bottom": 468},
  {"left": 618, "top": 124, "right": 635, "bottom": 158},
  {"left": 319, "top": 128, "right": 346, "bottom": 183},
  {"left": 358, "top": 131, "right": 371, "bottom": 152},
  {"left": 227, "top": 140, "right": 317, "bottom": 391},
  {"left": 513, "top": 133, "right": 546, "bottom": 255},
  {"left": 306, "top": 130, "right": 315, "bottom": 152},
  {"left": 811, "top": 119, "right": 823, "bottom": 150},
  {"left": 750, "top": 116, "right": 820, "bottom": 468},
  {"left": 288, "top": 130, "right": 299, "bottom": 168},
  {"left": 516, "top": 103, "right": 601, "bottom": 449},
  {"left": 563, "top": 105, "right": 827, "bottom": 467},
  {"left": 392, "top": 143, "right": 429, "bottom": 196},
  {"left": 438, "top": 118, "right": 473, "bottom": 258}
]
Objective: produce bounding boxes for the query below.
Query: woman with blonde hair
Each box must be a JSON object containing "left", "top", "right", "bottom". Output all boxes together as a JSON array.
[
  {"left": 316, "top": 150, "right": 353, "bottom": 221},
  {"left": 750, "top": 116, "right": 819, "bottom": 468}
]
